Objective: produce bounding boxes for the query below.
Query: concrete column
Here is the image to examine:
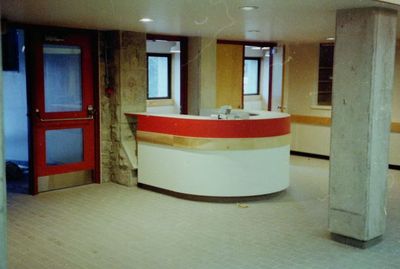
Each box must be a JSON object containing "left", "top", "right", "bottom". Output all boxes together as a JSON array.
[
  {"left": 0, "top": 28, "right": 7, "bottom": 269},
  {"left": 187, "top": 37, "right": 217, "bottom": 115},
  {"left": 99, "top": 31, "right": 147, "bottom": 186},
  {"left": 329, "top": 7, "right": 397, "bottom": 247}
]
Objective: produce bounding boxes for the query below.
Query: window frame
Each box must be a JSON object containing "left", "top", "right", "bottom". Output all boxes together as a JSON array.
[
  {"left": 317, "top": 43, "right": 334, "bottom": 106},
  {"left": 243, "top": 57, "right": 261, "bottom": 96},
  {"left": 147, "top": 53, "right": 172, "bottom": 100}
]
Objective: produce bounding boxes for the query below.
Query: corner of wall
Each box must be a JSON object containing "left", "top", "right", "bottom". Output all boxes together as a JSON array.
[{"left": 99, "top": 30, "right": 147, "bottom": 186}]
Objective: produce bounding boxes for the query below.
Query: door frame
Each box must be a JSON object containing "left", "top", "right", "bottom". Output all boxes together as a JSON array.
[
  {"left": 217, "top": 40, "right": 277, "bottom": 111},
  {"left": 23, "top": 25, "right": 100, "bottom": 194},
  {"left": 270, "top": 45, "right": 286, "bottom": 112}
]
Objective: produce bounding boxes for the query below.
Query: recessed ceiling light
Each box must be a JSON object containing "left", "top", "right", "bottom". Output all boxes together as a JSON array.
[
  {"left": 240, "top": 6, "right": 259, "bottom": 11},
  {"left": 248, "top": 30, "right": 260, "bottom": 33},
  {"left": 139, "top": 18, "right": 153, "bottom": 23},
  {"left": 326, "top": 37, "right": 335, "bottom": 41}
]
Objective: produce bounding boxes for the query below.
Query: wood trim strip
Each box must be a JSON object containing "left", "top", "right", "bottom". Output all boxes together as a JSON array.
[
  {"left": 391, "top": 122, "right": 400, "bottom": 133},
  {"left": 291, "top": 114, "right": 400, "bottom": 133},
  {"left": 291, "top": 115, "right": 331, "bottom": 126},
  {"left": 137, "top": 131, "right": 290, "bottom": 150}
]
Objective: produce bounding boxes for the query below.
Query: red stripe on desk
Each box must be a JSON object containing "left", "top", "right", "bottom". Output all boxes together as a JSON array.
[{"left": 127, "top": 114, "right": 290, "bottom": 138}]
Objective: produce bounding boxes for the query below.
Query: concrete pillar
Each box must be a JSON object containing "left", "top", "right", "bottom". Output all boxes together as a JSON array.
[
  {"left": 329, "top": 7, "right": 397, "bottom": 248},
  {"left": 0, "top": 27, "right": 7, "bottom": 269},
  {"left": 187, "top": 37, "right": 217, "bottom": 115},
  {"left": 99, "top": 31, "right": 147, "bottom": 186}
]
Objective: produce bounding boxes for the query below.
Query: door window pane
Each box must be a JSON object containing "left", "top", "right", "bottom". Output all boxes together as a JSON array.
[
  {"left": 43, "top": 44, "right": 82, "bottom": 112},
  {"left": 147, "top": 55, "right": 171, "bottom": 99},
  {"left": 243, "top": 59, "right": 260, "bottom": 95},
  {"left": 46, "top": 128, "right": 83, "bottom": 165}
]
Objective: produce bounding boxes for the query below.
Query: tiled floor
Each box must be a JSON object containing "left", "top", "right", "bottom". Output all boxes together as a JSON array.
[{"left": 6, "top": 156, "right": 400, "bottom": 269}]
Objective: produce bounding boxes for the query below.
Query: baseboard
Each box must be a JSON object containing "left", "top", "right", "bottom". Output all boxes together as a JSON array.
[
  {"left": 290, "top": 150, "right": 329, "bottom": 160},
  {"left": 331, "top": 233, "right": 382, "bottom": 249},
  {"left": 389, "top": 164, "right": 400, "bottom": 170},
  {"left": 290, "top": 150, "right": 400, "bottom": 170},
  {"left": 137, "top": 183, "right": 285, "bottom": 203}
]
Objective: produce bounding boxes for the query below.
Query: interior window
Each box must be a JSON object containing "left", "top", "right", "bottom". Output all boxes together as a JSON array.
[
  {"left": 317, "top": 43, "right": 334, "bottom": 106},
  {"left": 147, "top": 53, "right": 171, "bottom": 99},
  {"left": 243, "top": 57, "right": 260, "bottom": 95}
]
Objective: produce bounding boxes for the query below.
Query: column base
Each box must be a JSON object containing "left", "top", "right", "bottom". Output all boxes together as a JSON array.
[{"left": 331, "top": 233, "right": 383, "bottom": 249}]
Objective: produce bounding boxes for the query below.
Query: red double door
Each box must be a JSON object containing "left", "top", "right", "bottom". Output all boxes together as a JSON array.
[{"left": 29, "top": 31, "right": 97, "bottom": 194}]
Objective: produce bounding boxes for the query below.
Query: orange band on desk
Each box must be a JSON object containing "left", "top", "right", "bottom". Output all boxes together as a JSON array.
[{"left": 130, "top": 114, "right": 290, "bottom": 138}]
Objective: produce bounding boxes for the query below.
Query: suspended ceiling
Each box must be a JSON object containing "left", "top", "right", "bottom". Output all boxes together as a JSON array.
[{"left": 1, "top": 0, "right": 400, "bottom": 42}]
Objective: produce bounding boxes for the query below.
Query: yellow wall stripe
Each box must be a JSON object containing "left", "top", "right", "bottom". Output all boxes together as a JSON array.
[
  {"left": 137, "top": 131, "right": 291, "bottom": 150},
  {"left": 291, "top": 114, "right": 400, "bottom": 133}
]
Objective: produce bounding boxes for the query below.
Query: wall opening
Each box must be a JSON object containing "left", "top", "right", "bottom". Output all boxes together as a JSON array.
[
  {"left": 2, "top": 29, "right": 30, "bottom": 194},
  {"left": 243, "top": 45, "right": 271, "bottom": 111},
  {"left": 146, "top": 39, "right": 181, "bottom": 114}
]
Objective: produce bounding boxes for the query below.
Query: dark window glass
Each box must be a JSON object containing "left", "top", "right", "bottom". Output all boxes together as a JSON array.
[{"left": 317, "top": 44, "right": 334, "bottom": 106}]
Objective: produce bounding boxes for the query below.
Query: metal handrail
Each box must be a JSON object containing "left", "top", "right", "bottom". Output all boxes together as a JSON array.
[{"left": 39, "top": 116, "right": 94, "bottom": 122}]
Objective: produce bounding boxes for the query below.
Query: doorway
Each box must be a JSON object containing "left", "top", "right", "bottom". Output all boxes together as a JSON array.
[
  {"left": 3, "top": 28, "right": 30, "bottom": 194},
  {"left": 26, "top": 29, "right": 98, "bottom": 194},
  {"left": 146, "top": 34, "right": 188, "bottom": 115}
]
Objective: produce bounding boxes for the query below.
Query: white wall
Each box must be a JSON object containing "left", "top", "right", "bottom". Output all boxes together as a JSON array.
[{"left": 285, "top": 42, "right": 400, "bottom": 165}]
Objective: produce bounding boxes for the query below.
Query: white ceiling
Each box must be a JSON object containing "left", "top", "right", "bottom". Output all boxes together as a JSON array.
[{"left": 2, "top": 0, "right": 400, "bottom": 42}]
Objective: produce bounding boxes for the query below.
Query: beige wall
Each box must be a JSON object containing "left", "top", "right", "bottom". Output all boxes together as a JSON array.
[
  {"left": 286, "top": 43, "right": 331, "bottom": 117},
  {"left": 285, "top": 42, "right": 400, "bottom": 164}
]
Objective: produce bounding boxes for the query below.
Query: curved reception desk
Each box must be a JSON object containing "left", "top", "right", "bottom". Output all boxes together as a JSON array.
[{"left": 126, "top": 110, "right": 291, "bottom": 200}]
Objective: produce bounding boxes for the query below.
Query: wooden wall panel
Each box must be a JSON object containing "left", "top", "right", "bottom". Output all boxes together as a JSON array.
[
  {"left": 291, "top": 114, "right": 400, "bottom": 133},
  {"left": 216, "top": 44, "right": 243, "bottom": 109}
]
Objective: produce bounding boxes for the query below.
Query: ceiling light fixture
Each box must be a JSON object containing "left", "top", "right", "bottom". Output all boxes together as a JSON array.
[
  {"left": 139, "top": 18, "right": 153, "bottom": 23},
  {"left": 240, "top": 6, "right": 259, "bottom": 11},
  {"left": 326, "top": 37, "right": 335, "bottom": 41}
]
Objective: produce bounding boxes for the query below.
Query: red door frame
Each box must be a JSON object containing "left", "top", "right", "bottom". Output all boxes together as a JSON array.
[{"left": 25, "top": 27, "right": 100, "bottom": 194}]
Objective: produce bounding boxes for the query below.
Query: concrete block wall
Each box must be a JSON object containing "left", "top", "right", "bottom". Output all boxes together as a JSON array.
[{"left": 99, "top": 31, "right": 147, "bottom": 186}]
